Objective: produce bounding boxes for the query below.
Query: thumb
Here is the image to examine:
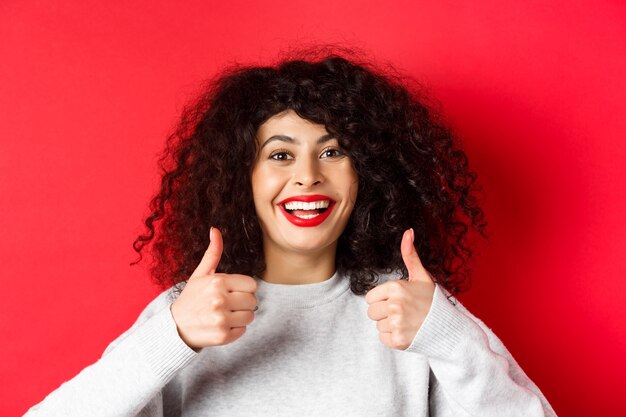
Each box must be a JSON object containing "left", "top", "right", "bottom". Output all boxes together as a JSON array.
[
  {"left": 191, "top": 226, "right": 223, "bottom": 278},
  {"left": 401, "top": 228, "right": 429, "bottom": 283}
]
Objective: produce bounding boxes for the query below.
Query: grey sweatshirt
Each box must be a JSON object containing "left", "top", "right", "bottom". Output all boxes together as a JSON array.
[{"left": 25, "top": 271, "right": 557, "bottom": 416}]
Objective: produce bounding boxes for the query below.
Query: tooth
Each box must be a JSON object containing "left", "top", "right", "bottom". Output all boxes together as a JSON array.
[
  {"left": 294, "top": 213, "right": 319, "bottom": 219},
  {"left": 284, "top": 200, "right": 330, "bottom": 210}
]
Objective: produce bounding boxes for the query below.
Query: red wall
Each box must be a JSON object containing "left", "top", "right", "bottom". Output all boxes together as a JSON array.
[{"left": 2, "top": 1, "right": 625, "bottom": 415}]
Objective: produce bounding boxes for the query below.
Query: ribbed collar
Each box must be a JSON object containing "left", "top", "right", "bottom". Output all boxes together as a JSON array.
[{"left": 254, "top": 270, "right": 351, "bottom": 309}]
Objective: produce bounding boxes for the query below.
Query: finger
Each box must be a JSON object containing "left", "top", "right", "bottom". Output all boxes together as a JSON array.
[
  {"left": 223, "top": 274, "right": 259, "bottom": 293},
  {"left": 226, "top": 292, "right": 258, "bottom": 311},
  {"left": 401, "top": 228, "right": 429, "bottom": 283},
  {"left": 376, "top": 317, "right": 393, "bottom": 333},
  {"left": 227, "top": 310, "right": 255, "bottom": 328},
  {"left": 379, "top": 331, "right": 393, "bottom": 348},
  {"left": 191, "top": 227, "right": 223, "bottom": 278},
  {"left": 367, "top": 300, "right": 389, "bottom": 321},
  {"left": 365, "top": 282, "right": 391, "bottom": 304},
  {"left": 222, "top": 327, "right": 247, "bottom": 344}
]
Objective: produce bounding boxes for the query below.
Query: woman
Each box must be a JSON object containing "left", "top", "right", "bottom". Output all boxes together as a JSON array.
[{"left": 26, "top": 50, "right": 557, "bottom": 416}]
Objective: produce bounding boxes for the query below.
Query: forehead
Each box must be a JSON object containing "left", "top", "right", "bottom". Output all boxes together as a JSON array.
[{"left": 257, "top": 110, "right": 328, "bottom": 140}]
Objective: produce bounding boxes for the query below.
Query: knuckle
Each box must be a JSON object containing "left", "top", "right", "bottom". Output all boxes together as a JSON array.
[
  {"left": 389, "top": 302, "right": 403, "bottom": 315},
  {"left": 208, "top": 275, "right": 226, "bottom": 289},
  {"left": 389, "top": 281, "right": 405, "bottom": 293},
  {"left": 213, "top": 331, "right": 229, "bottom": 345},
  {"left": 249, "top": 278, "right": 259, "bottom": 292},
  {"left": 209, "top": 295, "right": 226, "bottom": 310},
  {"left": 213, "top": 313, "right": 228, "bottom": 328},
  {"left": 391, "top": 333, "right": 406, "bottom": 349},
  {"left": 393, "top": 289, "right": 410, "bottom": 302}
]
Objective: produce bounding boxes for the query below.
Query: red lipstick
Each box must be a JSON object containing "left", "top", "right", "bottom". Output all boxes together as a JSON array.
[{"left": 277, "top": 194, "right": 336, "bottom": 227}]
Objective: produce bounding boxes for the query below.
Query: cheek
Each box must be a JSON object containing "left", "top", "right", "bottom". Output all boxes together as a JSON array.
[
  {"left": 251, "top": 166, "right": 284, "bottom": 203},
  {"left": 345, "top": 168, "right": 359, "bottom": 204},
  {"left": 350, "top": 182, "right": 359, "bottom": 208}
]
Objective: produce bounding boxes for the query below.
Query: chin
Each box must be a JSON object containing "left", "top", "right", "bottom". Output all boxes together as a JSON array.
[
  {"left": 287, "top": 240, "right": 328, "bottom": 253},
  {"left": 282, "top": 235, "right": 335, "bottom": 254}
]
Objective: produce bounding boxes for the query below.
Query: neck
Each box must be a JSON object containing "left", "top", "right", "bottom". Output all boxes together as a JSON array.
[{"left": 260, "top": 241, "right": 337, "bottom": 285}]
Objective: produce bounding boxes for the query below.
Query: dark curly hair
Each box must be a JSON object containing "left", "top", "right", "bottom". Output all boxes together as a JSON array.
[{"left": 132, "top": 47, "right": 487, "bottom": 296}]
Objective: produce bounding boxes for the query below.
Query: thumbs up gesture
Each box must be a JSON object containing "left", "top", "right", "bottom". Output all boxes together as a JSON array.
[
  {"left": 365, "top": 228, "right": 436, "bottom": 350},
  {"left": 170, "top": 227, "right": 258, "bottom": 350}
]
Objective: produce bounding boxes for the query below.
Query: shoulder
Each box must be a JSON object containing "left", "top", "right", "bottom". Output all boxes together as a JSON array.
[
  {"left": 101, "top": 284, "right": 183, "bottom": 356},
  {"left": 135, "top": 284, "right": 182, "bottom": 323}
]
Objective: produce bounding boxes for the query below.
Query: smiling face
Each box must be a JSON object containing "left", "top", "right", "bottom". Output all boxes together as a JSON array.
[{"left": 251, "top": 110, "right": 359, "bottom": 261}]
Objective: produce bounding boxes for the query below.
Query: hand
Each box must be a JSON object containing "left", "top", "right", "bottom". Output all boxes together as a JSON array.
[
  {"left": 365, "top": 228, "right": 436, "bottom": 350},
  {"left": 170, "top": 227, "right": 258, "bottom": 350}
]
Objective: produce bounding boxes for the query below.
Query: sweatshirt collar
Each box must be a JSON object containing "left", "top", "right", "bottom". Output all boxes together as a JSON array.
[{"left": 254, "top": 270, "right": 350, "bottom": 309}]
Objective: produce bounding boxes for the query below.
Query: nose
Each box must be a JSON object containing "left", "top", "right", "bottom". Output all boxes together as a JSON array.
[{"left": 294, "top": 156, "right": 324, "bottom": 187}]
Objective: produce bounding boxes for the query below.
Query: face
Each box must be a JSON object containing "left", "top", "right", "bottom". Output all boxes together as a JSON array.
[{"left": 251, "top": 110, "right": 359, "bottom": 258}]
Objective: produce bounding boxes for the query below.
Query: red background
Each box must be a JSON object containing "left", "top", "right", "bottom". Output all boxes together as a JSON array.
[{"left": 2, "top": 1, "right": 625, "bottom": 415}]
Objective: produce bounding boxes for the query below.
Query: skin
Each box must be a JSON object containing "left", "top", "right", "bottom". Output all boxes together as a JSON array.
[
  {"left": 365, "top": 228, "right": 436, "bottom": 350},
  {"left": 170, "top": 110, "right": 436, "bottom": 351},
  {"left": 170, "top": 226, "right": 258, "bottom": 349},
  {"left": 250, "top": 109, "right": 359, "bottom": 285}
]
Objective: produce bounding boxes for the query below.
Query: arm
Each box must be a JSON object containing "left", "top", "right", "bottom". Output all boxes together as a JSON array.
[
  {"left": 407, "top": 285, "right": 557, "bottom": 417},
  {"left": 25, "top": 227, "right": 255, "bottom": 417},
  {"left": 24, "top": 290, "right": 198, "bottom": 417},
  {"left": 366, "top": 230, "right": 556, "bottom": 416}
]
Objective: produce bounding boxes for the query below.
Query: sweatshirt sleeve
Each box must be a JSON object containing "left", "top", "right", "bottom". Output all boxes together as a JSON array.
[
  {"left": 405, "top": 285, "right": 557, "bottom": 417},
  {"left": 23, "top": 289, "right": 198, "bottom": 417}
]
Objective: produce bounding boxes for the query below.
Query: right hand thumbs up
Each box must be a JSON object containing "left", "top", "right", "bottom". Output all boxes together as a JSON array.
[
  {"left": 191, "top": 226, "right": 223, "bottom": 278},
  {"left": 170, "top": 227, "right": 258, "bottom": 350}
]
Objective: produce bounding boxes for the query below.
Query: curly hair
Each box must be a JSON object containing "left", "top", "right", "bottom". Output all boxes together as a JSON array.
[{"left": 132, "top": 47, "right": 487, "bottom": 296}]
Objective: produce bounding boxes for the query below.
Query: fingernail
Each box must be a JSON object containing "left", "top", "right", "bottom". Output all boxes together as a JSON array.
[
  {"left": 210, "top": 226, "right": 214, "bottom": 240},
  {"left": 410, "top": 228, "right": 414, "bottom": 242}
]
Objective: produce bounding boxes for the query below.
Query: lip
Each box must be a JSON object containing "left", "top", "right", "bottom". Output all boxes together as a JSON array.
[
  {"left": 277, "top": 194, "right": 336, "bottom": 227},
  {"left": 278, "top": 194, "right": 335, "bottom": 204}
]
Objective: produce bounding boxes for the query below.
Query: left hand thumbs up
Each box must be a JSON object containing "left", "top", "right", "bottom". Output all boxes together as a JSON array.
[
  {"left": 365, "top": 229, "right": 436, "bottom": 350},
  {"left": 401, "top": 228, "right": 433, "bottom": 284}
]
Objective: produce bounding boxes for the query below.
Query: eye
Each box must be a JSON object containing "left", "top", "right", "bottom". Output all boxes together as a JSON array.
[
  {"left": 269, "top": 149, "right": 293, "bottom": 161},
  {"left": 320, "top": 147, "right": 345, "bottom": 159}
]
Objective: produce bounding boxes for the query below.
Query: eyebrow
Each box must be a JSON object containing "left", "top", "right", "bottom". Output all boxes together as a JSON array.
[{"left": 259, "top": 134, "right": 334, "bottom": 150}]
